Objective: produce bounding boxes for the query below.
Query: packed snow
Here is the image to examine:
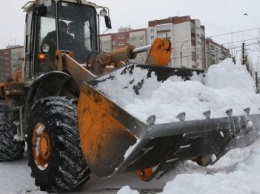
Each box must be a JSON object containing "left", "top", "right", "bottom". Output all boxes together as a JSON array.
[
  {"left": 116, "top": 57, "right": 260, "bottom": 194},
  {"left": 1, "top": 57, "right": 260, "bottom": 194},
  {"left": 96, "top": 58, "right": 260, "bottom": 123}
]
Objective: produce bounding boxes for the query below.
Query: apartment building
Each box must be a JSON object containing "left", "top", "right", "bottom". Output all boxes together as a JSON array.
[
  {"left": 99, "top": 27, "right": 147, "bottom": 63},
  {"left": 128, "top": 29, "right": 147, "bottom": 64},
  {"left": 11, "top": 46, "right": 24, "bottom": 73},
  {"left": 0, "top": 45, "right": 23, "bottom": 82},
  {"left": 206, "top": 38, "right": 231, "bottom": 69},
  {"left": 99, "top": 28, "right": 130, "bottom": 52},
  {"left": 99, "top": 16, "right": 230, "bottom": 70},
  {"left": 99, "top": 33, "right": 113, "bottom": 52},
  {"left": 0, "top": 48, "right": 11, "bottom": 82},
  {"left": 148, "top": 16, "right": 206, "bottom": 69},
  {"left": 100, "top": 16, "right": 207, "bottom": 69}
]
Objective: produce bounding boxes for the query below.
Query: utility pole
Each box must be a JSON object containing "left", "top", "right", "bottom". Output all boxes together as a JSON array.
[
  {"left": 256, "top": 72, "right": 259, "bottom": 93},
  {"left": 242, "top": 42, "right": 245, "bottom": 65},
  {"left": 241, "top": 42, "right": 250, "bottom": 72},
  {"left": 180, "top": 40, "right": 189, "bottom": 68}
]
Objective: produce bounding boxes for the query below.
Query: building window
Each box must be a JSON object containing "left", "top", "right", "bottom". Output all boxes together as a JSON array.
[
  {"left": 118, "top": 35, "right": 124, "bottom": 39},
  {"left": 210, "top": 50, "right": 215, "bottom": 56},
  {"left": 191, "top": 39, "right": 196, "bottom": 46},
  {"left": 157, "top": 25, "right": 170, "bottom": 31},
  {"left": 192, "top": 52, "right": 196, "bottom": 61}
]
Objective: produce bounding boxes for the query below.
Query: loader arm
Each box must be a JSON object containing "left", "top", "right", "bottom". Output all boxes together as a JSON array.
[
  {"left": 88, "top": 37, "right": 172, "bottom": 75},
  {"left": 56, "top": 38, "right": 173, "bottom": 84}
]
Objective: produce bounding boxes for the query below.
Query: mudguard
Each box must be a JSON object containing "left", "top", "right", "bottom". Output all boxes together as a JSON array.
[{"left": 24, "top": 71, "right": 71, "bottom": 132}]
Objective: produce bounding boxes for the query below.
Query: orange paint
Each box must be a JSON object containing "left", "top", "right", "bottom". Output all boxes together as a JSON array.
[{"left": 77, "top": 83, "right": 137, "bottom": 177}]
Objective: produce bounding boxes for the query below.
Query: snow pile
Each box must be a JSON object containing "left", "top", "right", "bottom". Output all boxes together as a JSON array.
[
  {"left": 114, "top": 57, "right": 260, "bottom": 194},
  {"left": 96, "top": 58, "right": 260, "bottom": 123},
  {"left": 161, "top": 141, "right": 260, "bottom": 194},
  {"left": 204, "top": 58, "right": 256, "bottom": 93},
  {"left": 117, "top": 185, "right": 139, "bottom": 194}
]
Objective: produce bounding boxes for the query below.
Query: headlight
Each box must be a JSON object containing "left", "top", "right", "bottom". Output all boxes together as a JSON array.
[
  {"left": 100, "top": 8, "right": 108, "bottom": 17},
  {"left": 43, "top": 0, "right": 52, "bottom": 7},
  {"left": 41, "top": 44, "right": 50, "bottom": 53}
]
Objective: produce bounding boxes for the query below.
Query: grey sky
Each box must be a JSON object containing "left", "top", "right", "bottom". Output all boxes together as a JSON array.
[{"left": 0, "top": 0, "right": 259, "bottom": 49}]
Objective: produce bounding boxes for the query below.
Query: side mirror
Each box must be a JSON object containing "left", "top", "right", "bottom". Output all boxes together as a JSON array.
[
  {"left": 105, "top": 16, "right": 112, "bottom": 29},
  {"left": 36, "top": 4, "right": 47, "bottom": 16}
]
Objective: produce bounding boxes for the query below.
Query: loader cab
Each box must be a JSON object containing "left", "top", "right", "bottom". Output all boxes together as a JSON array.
[{"left": 22, "top": 0, "right": 110, "bottom": 86}]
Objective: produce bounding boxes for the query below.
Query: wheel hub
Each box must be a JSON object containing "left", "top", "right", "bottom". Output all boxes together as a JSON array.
[
  {"left": 39, "top": 132, "right": 50, "bottom": 160},
  {"left": 33, "top": 123, "right": 51, "bottom": 170}
]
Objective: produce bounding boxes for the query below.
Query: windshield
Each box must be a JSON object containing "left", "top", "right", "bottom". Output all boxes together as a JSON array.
[
  {"left": 57, "top": 2, "right": 97, "bottom": 62},
  {"left": 40, "top": 1, "right": 97, "bottom": 65}
]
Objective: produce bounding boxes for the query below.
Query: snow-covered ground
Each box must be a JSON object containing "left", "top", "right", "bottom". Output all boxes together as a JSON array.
[
  {"left": 96, "top": 58, "right": 259, "bottom": 122},
  {"left": 120, "top": 136, "right": 260, "bottom": 194},
  {"left": 1, "top": 137, "right": 260, "bottom": 194},
  {"left": 1, "top": 55, "right": 260, "bottom": 194}
]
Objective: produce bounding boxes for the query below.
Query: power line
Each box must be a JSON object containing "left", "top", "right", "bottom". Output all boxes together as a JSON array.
[
  {"left": 222, "top": 37, "right": 259, "bottom": 45},
  {"left": 209, "top": 27, "right": 260, "bottom": 38},
  {"left": 227, "top": 42, "right": 259, "bottom": 50},
  {"left": 171, "top": 30, "right": 259, "bottom": 49}
]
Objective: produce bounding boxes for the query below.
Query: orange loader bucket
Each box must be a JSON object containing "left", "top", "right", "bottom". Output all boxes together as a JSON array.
[
  {"left": 77, "top": 63, "right": 260, "bottom": 181},
  {"left": 77, "top": 83, "right": 139, "bottom": 177}
]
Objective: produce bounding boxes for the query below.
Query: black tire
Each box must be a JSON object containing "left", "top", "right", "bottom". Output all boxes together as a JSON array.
[
  {"left": 0, "top": 101, "right": 24, "bottom": 161},
  {"left": 26, "top": 97, "right": 90, "bottom": 192},
  {"left": 0, "top": 101, "right": 7, "bottom": 116}
]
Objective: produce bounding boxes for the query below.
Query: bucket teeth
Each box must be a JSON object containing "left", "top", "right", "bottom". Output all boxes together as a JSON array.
[
  {"left": 244, "top": 108, "right": 250, "bottom": 116},
  {"left": 176, "top": 112, "right": 186, "bottom": 122},
  {"left": 226, "top": 109, "right": 233, "bottom": 117},
  {"left": 146, "top": 115, "right": 156, "bottom": 126},
  {"left": 203, "top": 110, "right": 211, "bottom": 119}
]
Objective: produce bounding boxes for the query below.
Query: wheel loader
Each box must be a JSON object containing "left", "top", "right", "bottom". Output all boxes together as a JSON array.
[{"left": 0, "top": 0, "right": 260, "bottom": 193}]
